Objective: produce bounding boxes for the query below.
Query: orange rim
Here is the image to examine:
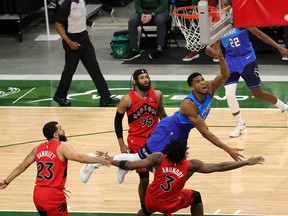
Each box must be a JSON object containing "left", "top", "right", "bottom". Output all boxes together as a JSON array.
[{"left": 173, "top": 5, "right": 230, "bottom": 20}]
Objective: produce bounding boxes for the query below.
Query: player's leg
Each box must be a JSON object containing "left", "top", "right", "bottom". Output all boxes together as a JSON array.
[
  {"left": 138, "top": 171, "right": 149, "bottom": 211},
  {"left": 189, "top": 190, "right": 203, "bottom": 216},
  {"left": 242, "top": 62, "right": 288, "bottom": 113},
  {"left": 113, "top": 152, "right": 142, "bottom": 183},
  {"left": 224, "top": 72, "right": 247, "bottom": 138}
]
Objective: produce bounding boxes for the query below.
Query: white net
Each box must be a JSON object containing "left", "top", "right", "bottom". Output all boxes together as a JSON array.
[{"left": 173, "top": 7, "right": 205, "bottom": 52}]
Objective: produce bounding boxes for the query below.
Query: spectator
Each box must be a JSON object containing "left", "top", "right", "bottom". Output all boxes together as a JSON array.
[
  {"left": 53, "top": 0, "right": 119, "bottom": 107},
  {"left": 124, "top": 0, "right": 170, "bottom": 61}
]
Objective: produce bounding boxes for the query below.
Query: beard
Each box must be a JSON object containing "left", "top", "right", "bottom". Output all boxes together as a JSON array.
[
  {"left": 136, "top": 80, "right": 151, "bottom": 92},
  {"left": 59, "top": 134, "right": 67, "bottom": 142}
]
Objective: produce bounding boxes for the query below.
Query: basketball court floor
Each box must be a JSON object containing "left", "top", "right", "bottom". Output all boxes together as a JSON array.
[{"left": 0, "top": 1, "right": 288, "bottom": 215}]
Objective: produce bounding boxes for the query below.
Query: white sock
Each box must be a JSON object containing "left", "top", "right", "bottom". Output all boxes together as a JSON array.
[
  {"left": 234, "top": 113, "right": 245, "bottom": 125},
  {"left": 113, "top": 153, "right": 141, "bottom": 161},
  {"left": 274, "top": 98, "right": 288, "bottom": 111}
]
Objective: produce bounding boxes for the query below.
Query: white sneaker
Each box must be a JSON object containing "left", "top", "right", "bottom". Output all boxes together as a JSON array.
[
  {"left": 80, "top": 163, "right": 101, "bottom": 183},
  {"left": 229, "top": 123, "right": 247, "bottom": 138},
  {"left": 118, "top": 168, "right": 129, "bottom": 184},
  {"left": 282, "top": 56, "right": 288, "bottom": 61}
]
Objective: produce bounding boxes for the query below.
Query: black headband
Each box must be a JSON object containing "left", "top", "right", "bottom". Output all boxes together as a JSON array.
[{"left": 133, "top": 69, "right": 148, "bottom": 80}]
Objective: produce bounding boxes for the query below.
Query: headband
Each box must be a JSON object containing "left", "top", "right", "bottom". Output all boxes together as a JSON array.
[{"left": 133, "top": 69, "right": 148, "bottom": 80}]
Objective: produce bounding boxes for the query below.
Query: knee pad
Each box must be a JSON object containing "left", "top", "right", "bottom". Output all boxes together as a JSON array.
[
  {"left": 225, "top": 84, "right": 240, "bottom": 114},
  {"left": 192, "top": 190, "right": 202, "bottom": 205}
]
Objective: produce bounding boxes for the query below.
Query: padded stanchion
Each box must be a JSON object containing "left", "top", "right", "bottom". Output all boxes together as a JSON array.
[{"left": 233, "top": 0, "right": 288, "bottom": 27}]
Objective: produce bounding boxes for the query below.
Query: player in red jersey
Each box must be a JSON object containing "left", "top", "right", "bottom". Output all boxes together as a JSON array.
[
  {"left": 80, "top": 69, "right": 167, "bottom": 211},
  {"left": 115, "top": 69, "right": 167, "bottom": 211},
  {"left": 111, "top": 140, "right": 264, "bottom": 215},
  {"left": 0, "top": 121, "right": 110, "bottom": 216}
]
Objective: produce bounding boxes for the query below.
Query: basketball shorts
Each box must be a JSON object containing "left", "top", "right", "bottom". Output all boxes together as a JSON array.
[
  {"left": 138, "top": 115, "right": 192, "bottom": 159},
  {"left": 225, "top": 61, "right": 261, "bottom": 88},
  {"left": 33, "top": 186, "right": 68, "bottom": 216},
  {"left": 127, "top": 135, "right": 150, "bottom": 173},
  {"left": 145, "top": 189, "right": 194, "bottom": 214}
]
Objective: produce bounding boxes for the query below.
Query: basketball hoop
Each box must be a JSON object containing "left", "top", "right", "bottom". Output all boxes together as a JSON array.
[{"left": 173, "top": 6, "right": 220, "bottom": 51}]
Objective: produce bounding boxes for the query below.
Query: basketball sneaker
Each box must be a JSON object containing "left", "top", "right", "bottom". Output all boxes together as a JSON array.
[
  {"left": 182, "top": 51, "right": 199, "bottom": 61},
  {"left": 80, "top": 153, "right": 101, "bottom": 183},
  {"left": 229, "top": 122, "right": 247, "bottom": 138},
  {"left": 124, "top": 49, "right": 140, "bottom": 61},
  {"left": 118, "top": 168, "right": 129, "bottom": 184}
]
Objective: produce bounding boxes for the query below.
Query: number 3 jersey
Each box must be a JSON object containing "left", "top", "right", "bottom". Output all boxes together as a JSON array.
[
  {"left": 221, "top": 28, "right": 256, "bottom": 73},
  {"left": 127, "top": 88, "right": 159, "bottom": 137},
  {"left": 35, "top": 141, "right": 67, "bottom": 190},
  {"left": 147, "top": 155, "right": 190, "bottom": 202}
]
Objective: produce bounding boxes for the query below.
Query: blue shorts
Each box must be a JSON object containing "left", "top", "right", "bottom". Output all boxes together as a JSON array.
[
  {"left": 138, "top": 115, "right": 193, "bottom": 159},
  {"left": 225, "top": 61, "right": 261, "bottom": 89}
]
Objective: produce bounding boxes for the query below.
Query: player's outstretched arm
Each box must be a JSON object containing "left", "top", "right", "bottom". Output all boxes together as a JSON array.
[
  {"left": 59, "top": 144, "right": 111, "bottom": 166},
  {"left": 181, "top": 99, "right": 244, "bottom": 161},
  {"left": 0, "top": 147, "right": 36, "bottom": 189},
  {"left": 247, "top": 27, "right": 288, "bottom": 58},
  {"left": 112, "top": 153, "right": 163, "bottom": 170},
  {"left": 191, "top": 156, "right": 265, "bottom": 174},
  {"left": 206, "top": 41, "right": 230, "bottom": 91}
]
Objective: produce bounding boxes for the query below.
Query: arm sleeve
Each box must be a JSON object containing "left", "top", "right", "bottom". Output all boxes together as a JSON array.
[{"left": 114, "top": 111, "right": 125, "bottom": 139}]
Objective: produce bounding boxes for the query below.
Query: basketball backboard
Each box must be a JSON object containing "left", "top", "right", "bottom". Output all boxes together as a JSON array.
[{"left": 198, "top": 0, "right": 233, "bottom": 45}]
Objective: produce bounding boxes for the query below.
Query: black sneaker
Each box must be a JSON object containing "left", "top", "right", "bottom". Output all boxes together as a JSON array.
[
  {"left": 53, "top": 96, "right": 71, "bottom": 106},
  {"left": 124, "top": 50, "right": 140, "bottom": 61},
  {"left": 99, "top": 96, "right": 120, "bottom": 107},
  {"left": 149, "top": 50, "right": 162, "bottom": 60}
]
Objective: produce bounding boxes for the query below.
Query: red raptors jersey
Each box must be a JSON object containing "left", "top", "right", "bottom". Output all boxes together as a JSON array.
[
  {"left": 35, "top": 141, "right": 67, "bottom": 190},
  {"left": 127, "top": 88, "right": 159, "bottom": 137},
  {"left": 147, "top": 155, "right": 190, "bottom": 202}
]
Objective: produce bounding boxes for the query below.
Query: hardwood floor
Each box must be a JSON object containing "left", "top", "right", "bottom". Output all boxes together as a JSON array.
[{"left": 0, "top": 107, "right": 287, "bottom": 215}]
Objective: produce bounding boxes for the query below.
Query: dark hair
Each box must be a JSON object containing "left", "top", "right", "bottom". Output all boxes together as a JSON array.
[
  {"left": 42, "top": 121, "right": 58, "bottom": 140},
  {"left": 163, "top": 140, "right": 188, "bottom": 163},
  {"left": 187, "top": 72, "right": 202, "bottom": 87}
]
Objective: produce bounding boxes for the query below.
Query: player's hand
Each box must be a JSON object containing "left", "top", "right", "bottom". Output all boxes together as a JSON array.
[
  {"left": 0, "top": 180, "right": 9, "bottom": 190},
  {"left": 205, "top": 40, "right": 222, "bottom": 59},
  {"left": 96, "top": 152, "right": 111, "bottom": 167},
  {"left": 247, "top": 156, "right": 265, "bottom": 165},
  {"left": 120, "top": 145, "right": 130, "bottom": 153},
  {"left": 278, "top": 47, "right": 288, "bottom": 58},
  {"left": 228, "top": 147, "right": 244, "bottom": 161}
]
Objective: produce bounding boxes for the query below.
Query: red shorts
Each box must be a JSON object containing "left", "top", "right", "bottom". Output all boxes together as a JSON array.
[
  {"left": 33, "top": 186, "right": 68, "bottom": 216},
  {"left": 127, "top": 134, "right": 149, "bottom": 173},
  {"left": 145, "top": 189, "right": 194, "bottom": 214}
]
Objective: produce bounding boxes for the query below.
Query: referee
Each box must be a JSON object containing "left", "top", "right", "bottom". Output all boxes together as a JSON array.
[{"left": 53, "top": 0, "right": 119, "bottom": 107}]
